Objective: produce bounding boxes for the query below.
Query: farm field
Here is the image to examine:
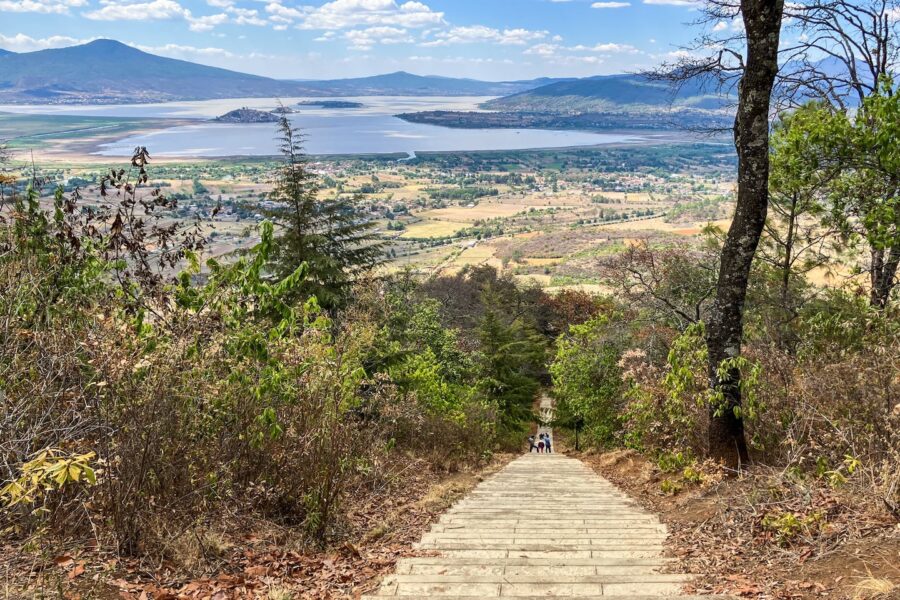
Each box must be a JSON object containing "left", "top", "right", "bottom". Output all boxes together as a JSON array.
[{"left": 4, "top": 141, "right": 744, "bottom": 288}]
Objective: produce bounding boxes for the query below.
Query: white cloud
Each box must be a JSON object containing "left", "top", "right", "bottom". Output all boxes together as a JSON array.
[
  {"left": 134, "top": 42, "right": 235, "bottom": 58},
  {"left": 0, "top": 33, "right": 93, "bottom": 51},
  {"left": 572, "top": 42, "right": 639, "bottom": 53},
  {"left": 189, "top": 12, "right": 229, "bottom": 31},
  {"left": 524, "top": 43, "right": 560, "bottom": 56},
  {"left": 0, "top": 0, "right": 85, "bottom": 13},
  {"left": 422, "top": 25, "right": 547, "bottom": 47},
  {"left": 265, "top": 1, "right": 303, "bottom": 19},
  {"left": 523, "top": 39, "right": 644, "bottom": 67},
  {"left": 227, "top": 6, "right": 266, "bottom": 25},
  {"left": 85, "top": 0, "right": 190, "bottom": 21},
  {"left": 591, "top": 2, "right": 630, "bottom": 8},
  {"left": 409, "top": 54, "right": 513, "bottom": 65},
  {"left": 295, "top": 0, "right": 444, "bottom": 30},
  {"left": 344, "top": 26, "right": 413, "bottom": 50},
  {"left": 85, "top": 0, "right": 265, "bottom": 30}
]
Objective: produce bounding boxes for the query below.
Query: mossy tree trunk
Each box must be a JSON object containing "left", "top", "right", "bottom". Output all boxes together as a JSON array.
[{"left": 706, "top": 0, "right": 784, "bottom": 469}]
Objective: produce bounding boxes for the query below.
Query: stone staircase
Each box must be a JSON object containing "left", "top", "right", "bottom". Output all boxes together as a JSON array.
[{"left": 362, "top": 396, "right": 730, "bottom": 599}]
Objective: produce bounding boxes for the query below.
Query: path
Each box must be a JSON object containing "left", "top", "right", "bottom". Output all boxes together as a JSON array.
[{"left": 364, "top": 398, "right": 726, "bottom": 599}]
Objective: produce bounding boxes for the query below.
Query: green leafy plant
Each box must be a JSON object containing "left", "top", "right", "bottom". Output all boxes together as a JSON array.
[
  {"left": 1, "top": 449, "right": 97, "bottom": 509},
  {"left": 761, "top": 510, "right": 824, "bottom": 546}
]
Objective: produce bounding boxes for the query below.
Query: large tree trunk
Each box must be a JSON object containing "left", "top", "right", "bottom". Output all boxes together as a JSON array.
[
  {"left": 870, "top": 245, "right": 900, "bottom": 309},
  {"left": 706, "top": 0, "right": 784, "bottom": 469}
]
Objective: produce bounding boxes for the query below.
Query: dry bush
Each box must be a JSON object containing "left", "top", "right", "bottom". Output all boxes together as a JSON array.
[
  {"left": 0, "top": 196, "right": 395, "bottom": 562},
  {"left": 379, "top": 390, "right": 497, "bottom": 470},
  {"left": 742, "top": 311, "right": 900, "bottom": 513}
]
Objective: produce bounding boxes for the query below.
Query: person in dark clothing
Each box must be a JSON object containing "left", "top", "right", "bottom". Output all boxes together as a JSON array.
[{"left": 527, "top": 435, "right": 536, "bottom": 453}]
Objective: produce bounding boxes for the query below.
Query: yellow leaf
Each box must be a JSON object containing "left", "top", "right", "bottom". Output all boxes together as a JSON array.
[{"left": 54, "top": 467, "right": 69, "bottom": 486}]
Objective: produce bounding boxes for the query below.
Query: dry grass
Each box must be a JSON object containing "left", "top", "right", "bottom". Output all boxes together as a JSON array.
[
  {"left": 418, "top": 203, "right": 526, "bottom": 222},
  {"left": 852, "top": 577, "right": 896, "bottom": 600},
  {"left": 595, "top": 191, "right": 654, "bottom": 202},
  {"left": 514, "top": 274, "right": 553, "bottom": 286},
  {"left": 399, "top": 220, "right": 469, "bottom": 238},
  {"left": 524, "top": 257, "right": 559, "bottom": 266},
  {"left": 448, "top": 245, "right": 496, "bottom": 267}
]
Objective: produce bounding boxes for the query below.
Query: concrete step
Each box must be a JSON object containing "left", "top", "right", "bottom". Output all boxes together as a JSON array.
[
  {"left": 396, "top": 557, "right": 670, "bottom": 567},
  {"left": 374, "top": 580, "right": 688, "bottom": 596},
  {"left": 363, "top": 596, "right": 736, "bottom": 600},
  {"left": 419, "top": 534, "right": 667, "bottom": 544},
  {"left": 365, "top": 438, "right": 739, "bottom": 599},
  {"left": 430, "top": 526, "right": 667, "bottom": 533},
  {"left": 437, "top": 550, "right": 665, "bottom": 559},
  {"left": 417, "top": 545, "right": 667, "bottom": 553},
  {"left": 382, "top": 574, "right": 693, "bottom": 584},
  {"left": 438, "top": 518, "right": 660, "bottom": 525},
  {"left": 399, "top": 564, "right": 669, "bottom": 576}
]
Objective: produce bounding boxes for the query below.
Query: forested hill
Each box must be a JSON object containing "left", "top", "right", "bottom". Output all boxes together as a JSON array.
[
  {"left": 0, "top": 40, "right": 306, "bottom": 104},
  {"left": 0, "top": 41, "right": 564, "bottom": 104},
  {"left": 291, "top": 72, "right": 571, "bottom": 97},
  {"left": 484, "top": 73, "right": 733, "bottom": 114}
]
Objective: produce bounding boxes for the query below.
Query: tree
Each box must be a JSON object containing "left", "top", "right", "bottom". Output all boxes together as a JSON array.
[
  {"left": 654, "top": 0, "right": 786, "bottom": 467},
  {"left": 777, "top": 83, "right": 900, "bottom": 308},
  {"left": 599, "top": 238, "right": 719, "bottom": 330},
  {"left": 754, "top": 106, "right": 837, "bottom": 348},
  {"left": 550, "top": 315, "right": 626, "bottom": 448},
  {"left": 780, "top": 0, "right": 899, "bottom": 109},
  {"left": 476, "top": 302, "right": 546, "bottom": 437},
  {"left": 264, "top": 116, "right": 384, "bottom": 307},
  {"left": 825, "top": 81, "right": 900, "bottom": 308},
  {"left": 705, "top": 0, "right": 784, "bottom": 468}
]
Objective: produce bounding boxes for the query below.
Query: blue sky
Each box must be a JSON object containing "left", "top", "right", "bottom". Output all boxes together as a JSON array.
[{"left": 0, "top": 0, "right": 715, "bottom": 79}]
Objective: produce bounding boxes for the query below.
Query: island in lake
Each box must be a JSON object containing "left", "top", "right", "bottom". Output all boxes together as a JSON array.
[
  {"left": 296, "top": 100, "right": 364, "bottom": 109},
  {"left": 213, "top": 108, "right": 281, "bottom": 124}
]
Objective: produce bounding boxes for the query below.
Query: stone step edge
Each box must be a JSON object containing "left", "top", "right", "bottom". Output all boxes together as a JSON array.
[
  {"left": 383, "top": 574, "right": 693, "bottom": 584},
  {"left": 360, "top": 594, "right": 740, "bottom": 600},
  {"left": 396, "top": 558, "right": 673, "bottom": 566}
]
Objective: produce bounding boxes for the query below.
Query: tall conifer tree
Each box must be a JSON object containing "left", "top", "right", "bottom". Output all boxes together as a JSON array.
[{"left": 264, "top": 115, "right": 384, "bottom": 307}]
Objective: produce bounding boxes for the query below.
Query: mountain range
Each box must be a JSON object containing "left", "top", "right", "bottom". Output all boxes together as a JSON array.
[
  {"left": 0, "top": 40, "right": 564, "bottom": 104},
  {"left": 484, "top": 73, "right": 733, "bottom": 114},
  {"left": 293, "top": 72, "right": 573, "bottom": 97}
]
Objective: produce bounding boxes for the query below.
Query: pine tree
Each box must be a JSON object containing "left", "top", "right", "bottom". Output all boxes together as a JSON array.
[
  {"left": 264, "top": 115, "right": 384, "bottom": 307},
  {"left": 476, "top": 302, "right": 546, "bottom": 435}
]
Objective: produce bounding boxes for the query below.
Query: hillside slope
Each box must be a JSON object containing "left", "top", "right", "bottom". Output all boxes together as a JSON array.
[
  {"left": 0, "top": 40, "right": 309, "bottom": 103},
  {"left": 484, "top": 74, "right": 732, "bottom": 113},
  {"left": 0, "top": 41, "right": 562, "bottom": 104},
  {"left": 300, "top": 72, "right": 571, "bottom": 97}
]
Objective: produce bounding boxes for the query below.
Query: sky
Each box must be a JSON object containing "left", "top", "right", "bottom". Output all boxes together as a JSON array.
[{"left": 0, "top": 0, "right": 720, "bottom": 80}]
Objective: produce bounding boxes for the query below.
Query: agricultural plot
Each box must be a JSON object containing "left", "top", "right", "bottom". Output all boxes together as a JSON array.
[{"left": 400, "top": 220, "right": 470, "bottom": 238}]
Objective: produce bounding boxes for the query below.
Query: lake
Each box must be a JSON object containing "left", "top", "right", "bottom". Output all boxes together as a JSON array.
[{"left": 0, "top": 96, "right": 658, "bottom": 157}]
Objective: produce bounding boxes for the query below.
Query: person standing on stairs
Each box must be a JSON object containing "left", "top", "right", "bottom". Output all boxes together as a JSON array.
[
  {"left": 544, "top": 433, "right": 552, "bottom": 453},
  {"left": 527, "top": 435, "right": 536, "bottom": 453}
]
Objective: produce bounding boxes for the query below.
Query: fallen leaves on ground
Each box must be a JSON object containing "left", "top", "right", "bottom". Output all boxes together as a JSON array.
[
  {"left": 1, "top": 454, "right": 513, "bottom": 600},
  {"left": 581, "top": 449, "right": 900, "bottom": 600}
]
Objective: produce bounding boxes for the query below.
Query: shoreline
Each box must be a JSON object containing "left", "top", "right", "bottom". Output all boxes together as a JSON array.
[{"left": 19, "top": 133, "right": 728, "bottom": 166}]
